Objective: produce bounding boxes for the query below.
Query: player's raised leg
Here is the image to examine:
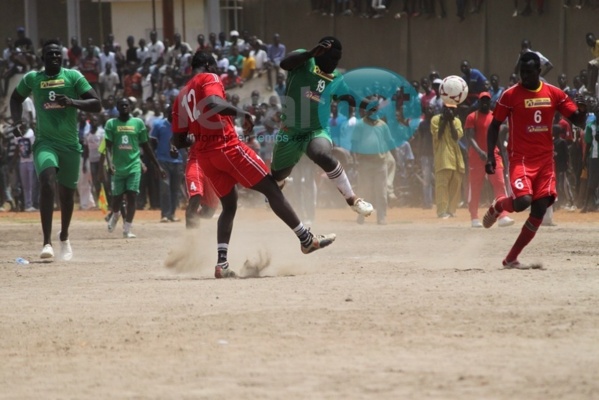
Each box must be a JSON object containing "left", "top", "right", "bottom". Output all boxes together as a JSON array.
[{"left": 306, "top": 137, "right": 373, "bottom": 216}]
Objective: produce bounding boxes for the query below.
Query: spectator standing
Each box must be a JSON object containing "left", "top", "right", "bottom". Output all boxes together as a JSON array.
[
  {"left": 464, "top": 92, "right": 513, "bottom": 227},
  {"left": 488, "top": 74, "right": 505, "bottom": 110},
  {"left": 514, "top": 39, "right": 553, "bottom": 78},
  {"left": 79, "top": 44, "right": 101, "bottom": 95},
  {"left": 416, "top": 104, "right": 435, "bottom": 209},
  {"left": 67, "top": 37, "right": 82, "bottom": 68},
  {"left": 351, "top": 103, "right": 395, "bottom": 225},
  {"left": 266, "top": 34, "right": 286, "bottom": 91},
  {"left": 83, "top": 114, "right": 105, "bottom": 205},
  {"left": 581, "top": 112, "right": 599, "bottom": 213},
  {"left": 586, "top": 33, "right": 599, "bottom": 96},
  {"left": 431, "top": 103, "right": 465, "bottom": 218},
  {"left": 98, "top": 63, "right": 120, "bottom": 105},
  {"left": 125, "top": 36, "right": 138, "bottom": 64},
  {"left": 151, "top": 104, "right": 182, "bottom": 222}
]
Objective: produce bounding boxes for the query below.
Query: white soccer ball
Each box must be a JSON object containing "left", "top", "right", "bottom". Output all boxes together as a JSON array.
[{"left": 439, "top": 75, "right": 469, "bottom": 106}]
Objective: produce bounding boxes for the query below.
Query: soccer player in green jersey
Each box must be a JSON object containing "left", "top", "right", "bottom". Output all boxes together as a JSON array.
[
  {"left": 10, "top": 39, "right": 101, "bottom": 261},
  {"left": 271, "top": 37, "right": 374, "bottom": 218},
  {"left": 103, "top": 97, "right": 166, "bottom": 238}
]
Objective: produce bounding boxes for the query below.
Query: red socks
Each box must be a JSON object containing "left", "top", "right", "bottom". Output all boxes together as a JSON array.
[
  {"left": 505, "top": 216, "right": 543, "bottom": 262},
  {"left": 496, "top": 197, "right": 514, "bottom": 213}
]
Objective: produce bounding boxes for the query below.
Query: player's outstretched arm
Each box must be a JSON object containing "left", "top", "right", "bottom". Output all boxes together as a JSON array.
[
  {"left": 567, "top": 98, "right": 588, "bottom": 129},
  {"left": 55, "top": 89, "right": 102, "bottom": 113}
]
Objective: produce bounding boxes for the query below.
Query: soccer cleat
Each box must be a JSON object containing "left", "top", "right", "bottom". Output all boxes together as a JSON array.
[
  {"left": 350, "top": 198, "right": 374, "bottom": 217},
  {"left": 215, "top": 262, "right": 236, "bottom": 279},
  {"left": 502, "top": 259, "right": 522, "bottom": 269},
  {"left": 498, "top": 216, "right": 515, "bottom": 227},
  {"left": 40, "top": 244, "right": 54, "bottom": 259},
  {"left": 502, "top": 259, "right": 543, "bottom": 270},
  {"left": 482, "top": 198, "right": 503, "bottom": 228},
  {"left": 123, "top": 231, "right": 137, "bottom": 239},
  {"left": 301, "top": 233, "right": 337, "bottom": 254},
  {"left": 471, "top": 219, "right": 483, "bottom": 228},
  {"left": 107, "top": 213, "right": 120, "bottom": 233}
]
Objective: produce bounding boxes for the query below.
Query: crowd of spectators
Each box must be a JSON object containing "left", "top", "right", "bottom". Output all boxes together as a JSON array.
[
  {"left": 0, "top": 26, "right": 598, "bottom": 226},
  {"left": 310, "top": 0, "right": 599, "bottom": 20}
]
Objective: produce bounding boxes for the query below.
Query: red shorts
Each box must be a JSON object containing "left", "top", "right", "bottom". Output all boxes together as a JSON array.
[
  {"left": 185, "top": 158, "right": 219, "bottom": 209},
  {"left": 199, "top": 142, "right": 268, "bottom": 197},
  {"left": 508, "top": 158, "right": 556, "bottom": 201}
]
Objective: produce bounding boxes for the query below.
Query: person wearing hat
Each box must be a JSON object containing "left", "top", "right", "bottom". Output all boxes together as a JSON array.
[
  {"left": 464, "top": 92, "right": 514, "bottom": 228},
  {"left": 430, "top": 101, "right": 465, "bottom": 219}
]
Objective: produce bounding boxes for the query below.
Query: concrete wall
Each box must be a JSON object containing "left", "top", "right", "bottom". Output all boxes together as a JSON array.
[
  {"left": 241, "top": 0, "right": 599, "bottom": 85},
  {"left": 111, "top": 0, "right": 206, "bottom": 47}
]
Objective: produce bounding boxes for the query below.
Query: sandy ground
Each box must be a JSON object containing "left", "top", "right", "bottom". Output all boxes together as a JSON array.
[{"left": 1, "top": 205, "right": 599, "bottom": 400}]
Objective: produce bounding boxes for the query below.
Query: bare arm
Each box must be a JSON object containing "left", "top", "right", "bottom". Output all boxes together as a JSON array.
[
  {"left": 279, "top": 41, "right": 332, "bottom": 72},
  {"left": 55, "top": 88, "right": 102, "bottom": 113},
  {"left": 466, "top": 127, "right": 487, "bottom": 161},
  {"left": 485, "top": 119, "right": 503, "bottom": 174}
]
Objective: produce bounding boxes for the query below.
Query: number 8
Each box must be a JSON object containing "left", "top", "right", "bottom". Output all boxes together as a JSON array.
[{"left": 49, "top": 91, "right": 56, "bottom": 101}]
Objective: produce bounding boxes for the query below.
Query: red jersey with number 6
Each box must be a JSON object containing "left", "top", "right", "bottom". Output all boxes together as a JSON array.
[
  {"left": 492, "top": 82, "right": 577, "bottom": 163},
  {"left": 172, "top": 72, "right": 240, "bottom": 156}
]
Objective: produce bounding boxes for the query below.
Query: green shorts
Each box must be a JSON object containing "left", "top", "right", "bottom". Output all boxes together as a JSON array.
[
  {"left": 33, "top": 140, "right": 82, "bottom": 189},
  {"left": 271, "top": 128, "right": 331, "bottom": 171},
  {"left": 111, "top": 172, "right": 142, "bottom": 196}
]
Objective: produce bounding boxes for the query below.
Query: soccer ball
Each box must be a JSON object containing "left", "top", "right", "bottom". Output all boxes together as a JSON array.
[{"left": 439, "top": 75, "right": 469, "bottom": 106}]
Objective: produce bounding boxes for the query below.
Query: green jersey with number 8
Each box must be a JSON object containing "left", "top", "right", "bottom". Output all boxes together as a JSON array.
[
  {"left": 15, "top": 68, "right": 92, "bottom": 148},
  {"left": 104, "top": 117, "right": 148, "bottom": 176}
]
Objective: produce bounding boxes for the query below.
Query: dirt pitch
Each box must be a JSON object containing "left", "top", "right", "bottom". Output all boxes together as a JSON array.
[{"left": 1, "top": 206, "right": 598, "bottom": 400}]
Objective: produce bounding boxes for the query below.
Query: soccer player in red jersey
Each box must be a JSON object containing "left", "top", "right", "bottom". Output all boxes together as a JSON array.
[
  {"left": 483, "top": 52, "right": 587, "bottom": 269},
  {"left": 171, "top": 52, "right": 335, "bottom": 279}
]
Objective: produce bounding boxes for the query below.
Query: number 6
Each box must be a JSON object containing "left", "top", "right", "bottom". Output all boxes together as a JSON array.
[{"left": 514, "top": 178, "right": 524, "bottom": 190}]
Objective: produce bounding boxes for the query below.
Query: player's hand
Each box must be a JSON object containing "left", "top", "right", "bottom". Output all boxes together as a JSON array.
[
  {"left": 108, "top": 164, "right": 116, "bottom": 175},
  {"left": 55, "top": 94, "right": 73, "bottom": 107},
  {"left": 242, "top": 112, "right": 254, "bottom": 135},
  {"left": 311, "top": 40, "right": 332, "bottom": 57},
  {"left": 485, "top": 159, "right": 496, "bottom": 175}
]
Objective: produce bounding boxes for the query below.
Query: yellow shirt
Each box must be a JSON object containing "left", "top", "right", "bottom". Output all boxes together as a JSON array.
[
  {"left": 430, "top": 115, "right": 465, "bottom": 173},
  {"left": 241, "top": 56, "right": 256, "bottom": 80}
]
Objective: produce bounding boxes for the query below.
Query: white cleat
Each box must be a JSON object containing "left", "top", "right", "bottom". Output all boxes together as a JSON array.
[
  {"left": 123, "top": 231, "right": 137, "bottom": 239},
  {"left": 40, "top": 244, "right": 54, "bottom": 260},
  {"left": 59, "top": 239, "right": 73, "bottom": 261},
  {"left": 350, "top": 198, "right": 374, "bottom": 217}
]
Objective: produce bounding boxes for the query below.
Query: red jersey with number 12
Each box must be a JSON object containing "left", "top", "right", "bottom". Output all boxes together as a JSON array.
[
  {"left": 172, "top": 72, "right": 240, "bottom": 155},
  {"left": 492, "top": 82, "right": 577, "bottom": 163}
]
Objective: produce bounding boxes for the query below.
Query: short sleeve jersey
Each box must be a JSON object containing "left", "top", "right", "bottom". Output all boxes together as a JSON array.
[
  {"left": 281, "top": 50, "right": 345, "bottom": 134},
  {"left": 464, "top": 111, "right": 498, "bottom": 157},
  {"left": 104, "top": 117, "right": 148, "bottom": 176},
  {"left": 493, "top": 82, "right": 577, "bottom": 162},
  {"left": 172, "top": 72, "right": 240, "bottom": 157},
  {"left": 16, "top": 68, "right": 92, "bottom": 147}
]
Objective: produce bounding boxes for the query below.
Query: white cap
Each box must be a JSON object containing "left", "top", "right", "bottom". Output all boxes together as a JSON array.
[
  {"left": 433, "top": 78, "right": 443, "bottom": 85},
  {"left": 230, "top": 30, "right": 239, "bottom": 37}
]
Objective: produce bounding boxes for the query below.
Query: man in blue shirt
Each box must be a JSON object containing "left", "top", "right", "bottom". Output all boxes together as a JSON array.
[{"left": 150, "top": 104, "right": 183, "bottom": 222}]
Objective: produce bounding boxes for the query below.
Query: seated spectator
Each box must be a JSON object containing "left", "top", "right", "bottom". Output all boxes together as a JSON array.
[
  {"left": 240, "top": 48, "right": 256, "bottom": 81},
  {"left": 227, "top": 45, "right": 244, "bottom": 73},
  {"left": 220, "top": 65, "right": 243, "bottom": 90}
]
